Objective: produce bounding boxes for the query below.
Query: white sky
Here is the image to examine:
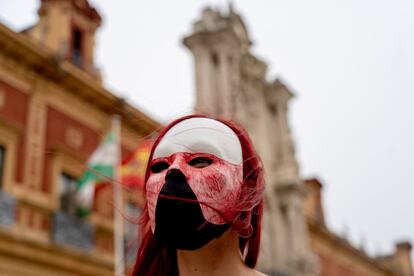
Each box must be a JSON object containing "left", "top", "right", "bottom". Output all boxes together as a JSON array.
[{"left": 1, "top": 0, "right": 413, "bottom": 260}]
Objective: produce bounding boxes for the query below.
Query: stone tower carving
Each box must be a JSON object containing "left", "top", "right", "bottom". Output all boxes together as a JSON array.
[
  {"left": 183, "top": 6, "right": 317, "bottom": 275},
  {"left": 24, "top": 0, "right": 102, "bottom": 78}
]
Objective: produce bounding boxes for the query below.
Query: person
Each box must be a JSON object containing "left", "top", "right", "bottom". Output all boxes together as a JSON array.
[{"left": 133, "top": 115, "right": 266, "bottom": 276}]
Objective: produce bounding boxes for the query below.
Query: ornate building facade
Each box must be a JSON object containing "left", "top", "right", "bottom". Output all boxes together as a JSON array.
[
  {"left": 0, "top": 0, "right": 159, "bottom": 275},
  {"left": 183, "top": 7, "right": 316, "bottom": 275},
  {"left": 183, "top": 6, "right": 413, "bottom": 276},
  {"left": 305, "top": 178, "right": 413, "bottom": 276}
]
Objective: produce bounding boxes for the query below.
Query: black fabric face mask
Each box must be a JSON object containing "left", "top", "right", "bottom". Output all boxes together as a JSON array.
[{"left": 153, "top": 169, "right": 229, "bottom": 250}]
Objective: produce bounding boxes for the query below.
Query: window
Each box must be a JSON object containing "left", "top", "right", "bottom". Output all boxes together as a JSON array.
[
  {"left": 0, "top": 145, "right": 5, "bottom": 189},
  {"left": 71, "top": 28, "right": 83, "bottom": 67},
  {"left": 59, "top": 173, "right": 78, "bottom": 215}
]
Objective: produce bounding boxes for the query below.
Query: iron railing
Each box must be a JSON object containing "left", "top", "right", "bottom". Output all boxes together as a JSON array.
[
  {"left": 51, "top": 211, "right": 95, "bottom": 251},
  {"left": 0, "top": 190, "right": 16, "bottom": 227}
]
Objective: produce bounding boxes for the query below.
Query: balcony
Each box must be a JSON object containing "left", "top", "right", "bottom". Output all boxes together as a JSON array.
[
  {"left": 51, "top": 212, "right": 95, "bottom": 251},
  {"left": 0, "top": 190, "right": 16, "bottom": 227}
]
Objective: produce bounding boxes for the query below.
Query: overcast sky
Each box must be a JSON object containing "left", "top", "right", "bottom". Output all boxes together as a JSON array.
[{"left": 1, "top": 0, "right": 413, "bottom": 259}]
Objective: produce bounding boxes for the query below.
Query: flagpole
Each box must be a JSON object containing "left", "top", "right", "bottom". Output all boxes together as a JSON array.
[{"left": 112, "top": 114, "right": 124, "bottom": 276}]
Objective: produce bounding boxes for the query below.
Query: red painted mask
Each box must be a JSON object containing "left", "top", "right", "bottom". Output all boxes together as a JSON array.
[
  {"left": 145, "top": 117, "right": 245, "bottom": 247},
  {"left": 147, "top": 152, "right": 243, "bottom": 231}
]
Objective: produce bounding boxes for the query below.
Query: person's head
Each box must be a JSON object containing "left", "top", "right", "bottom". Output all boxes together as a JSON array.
[{"left": 133, "top": 115, "right": 265, "bottom": 276}]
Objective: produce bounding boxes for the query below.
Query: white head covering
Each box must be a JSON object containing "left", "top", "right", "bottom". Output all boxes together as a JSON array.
[{"left": 153, "top": 117, "right": 243, "bottom": 165}]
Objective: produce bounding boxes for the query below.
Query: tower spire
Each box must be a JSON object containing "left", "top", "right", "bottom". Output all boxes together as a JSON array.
[{"left": 228, "top": 0, "right": 234, "bottom": 14}]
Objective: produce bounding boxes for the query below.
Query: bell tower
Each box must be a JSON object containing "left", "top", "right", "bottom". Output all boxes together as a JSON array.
[
  {"left": 184, "top": 6, "right": 317, "bottom": 275},
  {"left": 25, "top": 0, "right": 102, "bottom": 77},
  {"left": 183, "top": 7, "right": 251, "bottom": 118}
]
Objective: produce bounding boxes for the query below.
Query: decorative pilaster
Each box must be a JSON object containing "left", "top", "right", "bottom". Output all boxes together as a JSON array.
[{"left": 24, "top": 91, "right": 47, "bottom": 191}]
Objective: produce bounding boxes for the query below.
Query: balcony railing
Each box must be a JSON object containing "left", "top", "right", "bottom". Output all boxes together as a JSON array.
[
  {"left": 0, "top": 190, "right": 16, "bottom": 227},
  {"left": 51, "top": 212, "right": 95, "bottom": 251}
]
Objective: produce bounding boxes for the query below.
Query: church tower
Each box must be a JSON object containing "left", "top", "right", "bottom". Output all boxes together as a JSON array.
[
  {"left": 184, "top": 6, "right": 317, "bottom": 275},
  {"left": 183, "top": 7, "right": 251, "bottom": 118},
  {"left": 24, "top": 0, "right": 102, "bottom": 78}
]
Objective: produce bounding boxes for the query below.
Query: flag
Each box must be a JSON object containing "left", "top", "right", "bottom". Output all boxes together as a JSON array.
[
  {"left": 120, "top": 139, "right": 153, "bottom": 189},
  {"left": 76, "top": 130, "right": 119, "bottom": 216}
]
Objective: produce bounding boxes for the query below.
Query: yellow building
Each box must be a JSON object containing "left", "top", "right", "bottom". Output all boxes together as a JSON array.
[
  {"left": 305, "top": 178, "right": 414, "bottom": 276},
  {"left": 0, "top": 0, "right": 159, "bottom": 275}
]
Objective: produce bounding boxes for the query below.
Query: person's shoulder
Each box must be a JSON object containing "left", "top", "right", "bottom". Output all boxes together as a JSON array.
[
  {"left": 240, "top": 263, "right": 268, "bottom": 276},
  {"left": 247, "top": 270, "right": 267, "bottom": 276}
]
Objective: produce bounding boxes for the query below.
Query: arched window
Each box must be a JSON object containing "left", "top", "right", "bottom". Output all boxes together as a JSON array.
[{"left": 71, "top": 28, "right": 83, "bottom": 67}]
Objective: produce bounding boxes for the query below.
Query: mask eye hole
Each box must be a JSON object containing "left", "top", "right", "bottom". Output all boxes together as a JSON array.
[
  {"left": 188, "top": 157, "right": 213, "bottom": 168},
  {"left": 150, "top": 161, "right": 170, "bottom": 173}
]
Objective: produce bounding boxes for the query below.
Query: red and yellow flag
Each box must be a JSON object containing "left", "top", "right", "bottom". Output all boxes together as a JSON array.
[{"left": 120, "top": 140, "right": 153, "bottom": 189}]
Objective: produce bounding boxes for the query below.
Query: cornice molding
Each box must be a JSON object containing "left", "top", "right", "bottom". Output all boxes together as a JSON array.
[
  {"left": 0, "top": 228, "right": 113, "bottom": 274},
  {"left": 0, "top": 23, "right": 160, "bottom": 136},
  {"left": 308, "top": 219, "right": 395, "bottom": 275}
]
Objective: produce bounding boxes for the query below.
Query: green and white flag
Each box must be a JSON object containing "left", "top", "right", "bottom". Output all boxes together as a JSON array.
[{"left": 76, "top": 130, "right": 119, "bottom": 216}]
